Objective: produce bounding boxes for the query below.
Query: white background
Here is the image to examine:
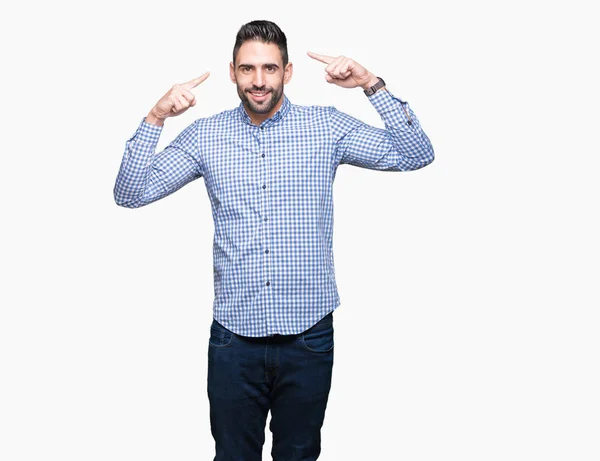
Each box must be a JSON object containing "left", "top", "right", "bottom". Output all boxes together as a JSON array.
[{"left": 1, "top": 0, "right": 599, "bottom": 460}]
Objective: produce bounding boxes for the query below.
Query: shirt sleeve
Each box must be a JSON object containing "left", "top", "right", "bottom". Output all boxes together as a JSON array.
[
  {"left": 331, "top": 89, "right": 434, "bottom": 171},
  {"left": 113, "top": 118, "right": 203, "bottom": 208}
]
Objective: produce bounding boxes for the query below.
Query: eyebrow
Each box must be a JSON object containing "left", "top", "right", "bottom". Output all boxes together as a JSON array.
[{"left": 237, "top": 63, "right": 280, "bottom": 69}]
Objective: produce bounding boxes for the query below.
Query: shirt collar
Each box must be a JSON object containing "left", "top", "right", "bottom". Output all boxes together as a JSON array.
[{"left": 236, "top": 94, "right": 291, "bottom": 128}]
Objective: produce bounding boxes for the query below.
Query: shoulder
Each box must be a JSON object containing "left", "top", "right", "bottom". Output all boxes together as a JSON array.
[
  {"left": 193, "top": 107, "right": 239, "bottom": 129},
  {"left": 289, "top": 101, "right": 334, "bottom": 114},
  {"left": 287, "top": 101, "right": 336, "bottom": 124}
]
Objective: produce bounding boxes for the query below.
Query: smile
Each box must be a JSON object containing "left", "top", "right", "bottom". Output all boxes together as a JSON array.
[{"left": 248, "top": 90, "right": 271, "bottom": 101}]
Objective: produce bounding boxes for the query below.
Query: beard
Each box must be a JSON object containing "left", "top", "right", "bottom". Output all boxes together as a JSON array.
[{"left": 237, "top": 82, "right": 284, "bottom": 115}]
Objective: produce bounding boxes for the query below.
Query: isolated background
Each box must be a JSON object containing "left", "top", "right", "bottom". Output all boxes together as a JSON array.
[{"left": 1, "top": 1, "right": 598, "bottom": 460}]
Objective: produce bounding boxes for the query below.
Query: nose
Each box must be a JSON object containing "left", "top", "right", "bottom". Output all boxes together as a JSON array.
[{"left": 252, "top": 69, "right": 265, "bottom": 88}]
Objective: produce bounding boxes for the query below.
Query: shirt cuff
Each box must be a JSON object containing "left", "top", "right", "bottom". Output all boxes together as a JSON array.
[
  {"left": 367, "top": 88, "right": 406, "bottom": 108},
  {"left": 367, "top": 89, "right": 413, "bottom": 126},
  {"left": 127, "top": 117, "right": 164, "bottom": 144}
]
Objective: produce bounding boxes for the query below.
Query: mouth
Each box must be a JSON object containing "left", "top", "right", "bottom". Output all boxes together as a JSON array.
[{"left": 248, "top": 90, "right": 271, "bottom": 102}]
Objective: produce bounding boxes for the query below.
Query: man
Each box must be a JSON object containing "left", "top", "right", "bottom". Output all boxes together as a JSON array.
[{"left": 114, "top": 19, "right": 433, "bottom": 461}]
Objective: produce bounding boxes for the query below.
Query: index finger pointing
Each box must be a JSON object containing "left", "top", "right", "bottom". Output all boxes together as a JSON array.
[
  {"left": 182, "top": 71, "right": 210, "bottom": 90},
  {"left": 307, "top": 51, "right": 335, "bottom": 65}
]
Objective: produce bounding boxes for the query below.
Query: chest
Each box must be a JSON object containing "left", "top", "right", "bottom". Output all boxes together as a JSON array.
[{"left": 201, "top": 124, "right": 336, "bottom": 200}]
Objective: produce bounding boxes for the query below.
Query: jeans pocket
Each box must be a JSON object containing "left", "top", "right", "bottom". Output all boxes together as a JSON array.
[
  {"left": 301, "top": 316, "right": 334, "bottom": 353},
  {"left": 209, "top": 320, "right": 234, "bottom": 348}
]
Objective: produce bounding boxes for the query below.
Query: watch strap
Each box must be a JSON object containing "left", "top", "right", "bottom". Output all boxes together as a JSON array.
[{"left": 364, "top": 77, "right": 386, "bottom": 96}]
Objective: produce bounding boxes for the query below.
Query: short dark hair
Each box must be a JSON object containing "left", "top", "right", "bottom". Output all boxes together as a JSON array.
[{"left": 233, "top": 20, "right": 288, "bottom": 67}]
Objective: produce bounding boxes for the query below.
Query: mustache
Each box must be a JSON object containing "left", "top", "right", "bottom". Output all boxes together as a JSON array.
[{"left": 246, "top": 86, "right": 272, "bottom": 92}]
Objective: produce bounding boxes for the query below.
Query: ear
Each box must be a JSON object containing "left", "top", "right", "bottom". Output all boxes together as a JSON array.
[
  {"left": 229, "top": 62, "right": 236, "bottom": 83},
  {"left": 283, "top": 62, "right": 293, "bottom": 84}
]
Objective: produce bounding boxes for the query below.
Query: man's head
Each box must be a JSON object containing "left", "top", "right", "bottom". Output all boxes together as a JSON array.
[{"left": 230, "top": 20, "right": 293, "bottom": 124}]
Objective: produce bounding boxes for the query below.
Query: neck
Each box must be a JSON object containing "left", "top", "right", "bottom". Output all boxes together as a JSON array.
[{"left": 246, "top": 95, "right": 285, "bottom": 126}]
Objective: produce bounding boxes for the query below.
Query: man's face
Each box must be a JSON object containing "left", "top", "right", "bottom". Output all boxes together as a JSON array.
[{"left": 230, "top": 41, "right": 293, "bottom": 119}]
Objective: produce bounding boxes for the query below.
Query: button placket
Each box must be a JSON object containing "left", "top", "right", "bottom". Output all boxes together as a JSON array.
[{"left": 258, "top": 127, "right": 272, "bottom": 293}]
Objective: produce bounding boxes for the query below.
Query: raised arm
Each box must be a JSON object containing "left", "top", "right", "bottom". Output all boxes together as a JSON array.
[
  {"left": 330, "top": 91, "right": 434, "bottom": 171},
  {"left": 113, "top": 73, "right": 210, "bottom": 208},
  {"left": 307, "top": 51, "right": 434, "bottom": 171}
]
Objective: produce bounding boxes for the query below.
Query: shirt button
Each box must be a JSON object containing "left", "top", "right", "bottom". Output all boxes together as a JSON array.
[
  {"left": 266, "top": 281, "right": 270, "bottom": 286},
  {"left": 262, "top": 185, "right": 266, "bottom": 189},
  {"left": 261, "top": 154, "right": 265, "bottom": 158},
  {"left": 264, "top": 217, "right": 268, "bottom": 221},
  {"left": 265, "top": 249, "right": 269, "bottom": 254}
]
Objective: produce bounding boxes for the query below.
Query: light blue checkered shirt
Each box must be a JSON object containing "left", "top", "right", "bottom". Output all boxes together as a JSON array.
[{"left": 114, "top": 89, "right": 434, "bottom": 337}]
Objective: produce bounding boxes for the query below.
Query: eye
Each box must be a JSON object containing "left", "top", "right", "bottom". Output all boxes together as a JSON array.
[
  {"left": 266, "top": 66, "right": 276, "bottom": 73},
  {"left": 242, "top": 66, "right": 251, "bottom": 73}
]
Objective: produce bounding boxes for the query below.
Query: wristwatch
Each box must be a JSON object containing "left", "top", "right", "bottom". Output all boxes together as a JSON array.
[{"left": 363, "top": 77, "right": 386, "bottom": 96}]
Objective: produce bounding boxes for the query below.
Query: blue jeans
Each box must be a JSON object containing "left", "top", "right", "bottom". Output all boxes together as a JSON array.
[{"left": 207, "top": 312, "right": 334, "bottom": 461}]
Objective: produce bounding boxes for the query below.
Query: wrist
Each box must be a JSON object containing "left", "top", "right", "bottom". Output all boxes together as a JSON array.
[
  {"left": 363, "top": 77, "right": 386, "bottom": 96},
  {"left": 146, "top": 109, "right": 165, "bottom": 126},
  {"left": 361, "top": 74, "right": 380, "bottom": 91}
]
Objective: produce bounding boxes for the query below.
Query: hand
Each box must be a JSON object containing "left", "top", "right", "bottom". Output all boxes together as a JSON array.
[
  {"left": 147, "top": 72, "right": 210, "bottom": 125},
  {"left": 307, "top": 52, "right": 379, "bottom": 90}
]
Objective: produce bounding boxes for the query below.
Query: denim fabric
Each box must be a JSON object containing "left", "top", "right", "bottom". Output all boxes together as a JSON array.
[{"left": 207, "top": 312, "right": 334, "bottom": 460}]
